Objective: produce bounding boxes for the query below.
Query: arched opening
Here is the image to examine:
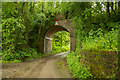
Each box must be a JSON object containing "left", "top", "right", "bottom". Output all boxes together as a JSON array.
[
  {"left": 44, "top": 26, "right": 69, "bottom": 54},
  {"left": 44, "top": 19, "right": 76, "bottom": 54},
  {"left": 51, "top": 31, "right": 70, "bottom": 54}
]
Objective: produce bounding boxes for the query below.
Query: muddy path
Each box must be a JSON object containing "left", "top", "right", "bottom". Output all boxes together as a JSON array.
[{"left": 2, "top": 52, "right": 72, "bottom": 78}]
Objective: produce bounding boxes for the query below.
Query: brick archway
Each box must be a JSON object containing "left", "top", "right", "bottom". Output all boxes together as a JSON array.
[{"left": 44, "top": 19, "right": 76, "bottom": 54}]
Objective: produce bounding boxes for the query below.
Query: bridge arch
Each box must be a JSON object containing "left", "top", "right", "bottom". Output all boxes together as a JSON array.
[{"left": 44, "top": 19, "right": 76, "bottom": 54}]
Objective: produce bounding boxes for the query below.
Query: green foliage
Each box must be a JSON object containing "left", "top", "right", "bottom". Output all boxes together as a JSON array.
[
  {"left": 2, "top": 17, "right": 25, "bottom": 54},
  {"left": 52, "top": 31, "right": 70, "bottom": 54},
  {"left": 66, "top": 52, "right": 93, "bottom": 78},
  {"left": 52, "top": 31, "right": 70, "bottom": 47},
  {"left": 82, "top": 28, "right": 118, "bottom": 51},
  {"left": 68, "top": 2, "right": 119, "bottom": 52},
  {"left": 51, "top": 45, "right": 70, "bottom": 54},
  {"left": 2, "top": 2, "right": 57, "bottom": 62},
  {"left": 1, "top": 59, "right": 21, "bottom": 63},
  {"left": 2, "top": 48, "right": 42, "bottom": 62},
  {"left": 1, "top": 2, "right": 119, "bottom": 78},
  {"left": 59, "top": 2, "right": 119, "bottom": 78}
]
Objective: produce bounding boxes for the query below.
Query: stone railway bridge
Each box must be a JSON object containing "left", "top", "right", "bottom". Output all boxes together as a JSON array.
[{"left": 38, "top": 13, "right": 76, "bottom": 54}]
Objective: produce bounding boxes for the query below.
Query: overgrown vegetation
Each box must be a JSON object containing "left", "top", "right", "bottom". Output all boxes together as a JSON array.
[
  {"left": 2, "top": 2, "right": 58, "bottom": 62},
  {"left": 66, "top": 52, "right": 93, "bottom": 78},
  {"left": 1, "top": 1, "right": 120, "bottom": 79},
  {"left": 51, "top": 31, "right": 70, "bottom": 54},
  {"left": 82, "top": 28, "right": 118, "bottom": 51},
  {"left": 59, "top": 2, "right": 119, "bottom": 78}
]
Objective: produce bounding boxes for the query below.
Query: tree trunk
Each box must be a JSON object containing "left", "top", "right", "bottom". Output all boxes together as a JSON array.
[
  {"left": 115, "top": 2, "right": 117, "bottom": 10},
  {"left": 42, "top": 2, "right": 44, "bottom": 12},
  {"left": 118, "top": 2, "right": 120, "bottom": 11},
  {"left": 37, "top": 3, "right": 44, "bottom": 53},
  {"left": 38, "top": 23, "right": 42, "bottom": 40},
  {"left": 111, "top": 2, "right": 114, "bottom": 12},
  {"left": 107, "top": 2, "right": 110, "bottom": 17},
  {"left": 15, "top": 2, "right": 26, "bottom": 51},
  {"left": 30, "top": 2, "right": 35, "bottom": 14},
  {"left": 24, "top": 3, "right": 30, "bottom": 49},
  {"left": 118, "top": 2, "right": 120, "bottom": 20},
  {"left": 21, "top": 2, "right": 25, "bottom": 24},
  {"left": 16, "top": 2, "right": 25, "bottom": 46}
]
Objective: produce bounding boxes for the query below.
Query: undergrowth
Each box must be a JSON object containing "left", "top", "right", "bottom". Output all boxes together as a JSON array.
[
  {"left": 82, "top": 28, "right": 118, "bottom": 51},
  {"left": 66, "top": 52, "right": 93, "bottom": 79},
  {"left": 51, "top": 45, "right": 70, "bottom": 54},
  {"left": 2, "top": 48, "right": 43, "bottom": 63}
]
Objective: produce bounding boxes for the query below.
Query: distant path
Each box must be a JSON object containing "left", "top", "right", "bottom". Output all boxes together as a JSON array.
[{"left": 2, "top": 52, "right": 72, "bottom": 78}]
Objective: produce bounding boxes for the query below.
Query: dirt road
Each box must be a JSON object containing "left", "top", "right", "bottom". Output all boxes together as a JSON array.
[{"left": 2, "top": 52, "right": 72, "bottom": 78}]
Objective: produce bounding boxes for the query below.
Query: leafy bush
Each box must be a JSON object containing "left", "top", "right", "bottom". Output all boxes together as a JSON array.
[
  {"left": 51, "top": 45, "right": 70, "bottom": 54},
  {"left": 66, "top": 52, "right": 93, "bottom": 78},
  {"left": 82, "top": 28, "right": 118, "bottom": 51},
  {"left": 2, "top": 48, "right": 42, "bottom": 62}
]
